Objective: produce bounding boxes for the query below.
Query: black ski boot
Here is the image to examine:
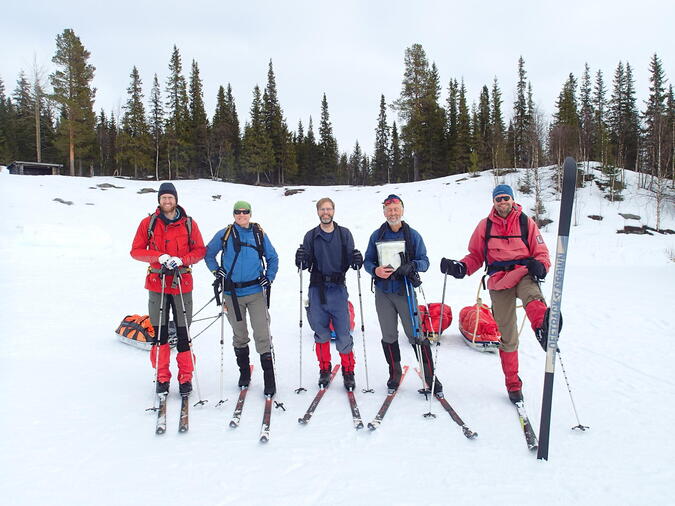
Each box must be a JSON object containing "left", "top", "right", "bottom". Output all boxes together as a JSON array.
[
  {"left": 414, "top": 340, "right": 443, "bottom": 395},
  {"left": 179, "top": 381, "right": 192, "bottom": 396},
  {"left": 260, "top": 352, "right": 276, "bottom": 397},
  {"left": 318, "top": 367, "right": 331, "bottom": 388},
  {"left": 508, "top": 389, "right": 524, "bottom": 404},
  {"left": 382, "top": 341, "right": 402, "bottom": 392},
  {"left": 342, "top": 371, "right": 356, "bottom": 391},
  {"left": 535, "top": 308, "right": 563, "bottom": 351},
  {"left": 156, "top": 381, "right": 170, "bottom": 395},
  {"left": 234, "top": 346, "right": 251, "bottom": 387}
]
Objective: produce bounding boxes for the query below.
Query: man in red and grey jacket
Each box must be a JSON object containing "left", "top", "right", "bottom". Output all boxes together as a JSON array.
[
  {"left": 130, "top": 182, "right": 206, "bottom": 396},
  {"left": 440, "top": 184, "right": 552, "bottom": 404}
]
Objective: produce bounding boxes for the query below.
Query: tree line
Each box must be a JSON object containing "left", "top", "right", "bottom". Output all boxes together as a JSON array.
[{"left": 0, "top": 30, "right": 672, "bottom": 188}]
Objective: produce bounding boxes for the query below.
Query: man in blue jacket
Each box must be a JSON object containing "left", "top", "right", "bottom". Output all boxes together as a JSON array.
[
  {"left": 295, "top": 198, "right": 363, "bottom": 391},
  {"left": 205, "top": 201, "right": 279, "bottom": 397},
  {"left": 364, "top": 194, "right": 442, "bottom": 394}
]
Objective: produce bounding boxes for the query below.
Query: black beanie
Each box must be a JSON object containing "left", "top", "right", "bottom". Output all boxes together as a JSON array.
[{"left": 158, "top": 182, "right": 177, "bottom": 203}]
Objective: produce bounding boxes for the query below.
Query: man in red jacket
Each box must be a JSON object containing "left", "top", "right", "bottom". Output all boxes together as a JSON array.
[
  {"left": 440, "top": 184, "right": 551, "bottom": 404},
  {"left": 130, "top": 182, "right": 206, "bottom": 396}
]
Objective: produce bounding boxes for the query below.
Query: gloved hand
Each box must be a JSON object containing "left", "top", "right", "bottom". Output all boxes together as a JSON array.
[
  {"left": 351, "top": 249, "right": 363, "bottom": 270},
  {"left": 259, "top": 275, "right": 271, "bottom": 289},
  {"left": 395, "top": 261, "right": 416, "bottom": 278},
  {"left": 295, "top": 245, "right": 308, "bottom": 269},
  {"left": 527, "top": 258, "right": 547, "bottom": 280},
  {"left": 158, "top": 254, "right": 171, "bottom": 266},
  {"left": 440, "top": 258, "right": 466, "bottom": 279},
  {"left": 166, "top": 256, "right": 182, "bottom": 270},
  {"left": 214, "top": 267, "right": 227, "bottom": 279}
]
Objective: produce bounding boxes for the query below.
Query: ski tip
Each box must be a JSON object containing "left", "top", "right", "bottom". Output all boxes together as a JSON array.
[
  {"left": 367, "top": 423, "right": 377, "bottom": 431},
  {"left": 298, "top": 417, "right": 308, "bottom": 425},
  {"left": 179, "top": 426, "right": 189, "bottom": 433},
  {"left": 355, "top": 422, "right": 364, "bottom": 430},
  {"left": 259, "top": 436, "right": 269, "bottom": 443},
  {"left": 229, "top": 421, "right": 239, "bottom": 429},
  {"left": 155, "top": 427, "right": 166, "bottom": 435}
]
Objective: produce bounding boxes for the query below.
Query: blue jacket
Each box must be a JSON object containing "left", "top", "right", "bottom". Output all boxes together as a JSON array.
[
  {"left": 364, "top": 222, "right": 429, "bottom": 294},
  {"left": 205, "top": 223, "right": 279, "bottom": 297}
]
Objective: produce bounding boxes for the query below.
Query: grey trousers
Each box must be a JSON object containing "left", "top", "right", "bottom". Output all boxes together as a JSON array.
[
  {"left": 148, "top": 291, "right": 192, "bottom": 328},
  {"left": 224, "top": 291, "right": 271, "bottom": 354},
  {"left": 375, "top": 290, "right": 416, "bottom": 345}
]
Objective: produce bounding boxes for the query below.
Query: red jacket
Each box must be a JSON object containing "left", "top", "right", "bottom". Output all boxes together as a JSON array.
[
  {"left": 461, "top": 203, "right": 550, "bottom": 291},
  {"left": 130, "top": 206, "right": 206, "bottom": 294}
]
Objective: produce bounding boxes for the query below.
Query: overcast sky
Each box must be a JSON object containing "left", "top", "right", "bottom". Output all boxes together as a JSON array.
[{"left": 4, "top": 0, "right": 674, "bottom": 156}]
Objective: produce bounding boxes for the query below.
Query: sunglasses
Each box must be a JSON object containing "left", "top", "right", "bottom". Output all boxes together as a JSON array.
[
  {"left": 494, "top": 196, "right": 512, "bottom": 203},
  {"left": 383, "top": 198, "right": 402, "bottom": 206},
  {"left": 233, "top": 209, "right": 251, "bottom": 215}
]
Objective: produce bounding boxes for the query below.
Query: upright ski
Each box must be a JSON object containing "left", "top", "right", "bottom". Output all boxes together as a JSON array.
[
  {"left": 515, "top": 400, "right": 538, "bottom": 451},
  {"left": 367, "top": 366, "right": 409, "bottom": 430},
  {"left": 416, "top": 368, "right": 477, "bottom": 439},
  {"left": 259, "top": 395, "right": 273, "bottom": 443},
  {"left": 346, "top": 390, "right": 364, "bottom": 430},
  {"left": 155, "top": 393, "right": 168, "bottom": 435},
  {"left": 178, "top": 394, "right": 190, "bottom": 433},
  {"left": 298, "top": 364, "right": 340, "bottom": 425},
  {"left": 229, "top": 365, "right": 254, "bottom": 429},
  {"left": 537, "top": 156, "right": 576, "bottom": 461}
]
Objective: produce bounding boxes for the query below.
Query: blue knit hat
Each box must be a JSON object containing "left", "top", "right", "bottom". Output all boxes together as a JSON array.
[
  {"left": 492, "top": 184, "right": 514, "bottom": 200},
  {"left": 158, "top": 182, "right": 178, "bottom": 203}
]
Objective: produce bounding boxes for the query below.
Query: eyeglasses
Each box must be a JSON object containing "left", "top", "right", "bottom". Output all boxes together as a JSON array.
[
  {"left": 494, "top": 196, "right": 512, "bottom": 203},
  {"left": 233, "top": 209, "right": 250, "bottom": 215}
]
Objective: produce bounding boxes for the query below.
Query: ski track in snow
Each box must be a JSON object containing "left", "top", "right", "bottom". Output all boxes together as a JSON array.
[{"left": 1, "top": 166, "right": 674, "bottom": 506}]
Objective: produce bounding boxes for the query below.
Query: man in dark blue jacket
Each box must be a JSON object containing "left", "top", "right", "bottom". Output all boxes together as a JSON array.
[
  {"left": 205, "top": 201, "right": 279, "bottom": 397},
  {"left": 295, "top": 198, "right": 363, "bottom": 391},
  {"left": 364, "top": 194, "right": 442, "bottom": 394}
]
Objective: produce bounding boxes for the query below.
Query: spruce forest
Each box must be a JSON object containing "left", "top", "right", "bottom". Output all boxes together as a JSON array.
[{"left": 0, "top": 29, "right": 673, "bottom": 190}]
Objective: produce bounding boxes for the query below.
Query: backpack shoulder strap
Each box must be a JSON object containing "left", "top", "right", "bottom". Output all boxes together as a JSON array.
[
  {"left": 401, "top": 222, "right": 414, "bottom": 262},
  {"left": 519, "top": 212, "right": 530, "bottom": 250},
  {"left": 147, "top": 213, "right": 158, "bottom": 240},
  {"left": 222, "top": 224, "right": 237, "bottom": 251}
]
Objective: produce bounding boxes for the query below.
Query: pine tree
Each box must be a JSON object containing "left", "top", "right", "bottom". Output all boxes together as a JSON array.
[
  {"left": 12, "top": 72, "right": 35, "bottom": 161},
  {"left": 643, "top": 53, "right": 668, "bottom": 180},
  {"left": 241, "top": 85, "right": 274, "bottom": 184},
  {"left": 348, "top": 140, "right": 363, "bottom": 185},
  {"left": 512, "top": 56, "right": 529, "bottom": 167},
  {"left": 455, "top": 79, "right": 471, "bottom": 172},
  {"left": 50, "top": 28, "right": 96, "bottom": 175},
  {"left": 593, "top": 69, "right": 609, "bottom": 167},
  {"left": 119, "top": 66, "right": 151, "bottom": 178},
  {"left": 263, "top": 60, "right": 294, "bottom": 184},
  {"left": 318, "top": 93, "right": 338, "bottom": 183},
  {"left": 188, "top": 60, "right": 209, "bottom": 178},
  {"left": 550, "top": 72, "right": 580, "bottom": 164},
  {"left": 446, "top": 78, "right": 459, "bottom": 172},
  {"left": 0, "top": 77, "right": 9, "bottom": 162},
  {"left": 390, "top": 121, "right": 403, "bottom": 182},
  {"left": 210, "top": 83, "right": 242, "bottom": 181},
  {"left": 148, "top": 74, "right": 164, "bottom": 180},
  {"left": 477, "top": 85, "right": 491, "bottom": 170},
  {"left": 579, "top": 64, "right": 594, "bottom": 167},
  {"left": 490, "top": 77, "right": 507, "bottom": 172},
  {"left": 304, "top": 116, "right": 319, "bottom": 183},
  {"left": 373, "top": 94, "right": 391, "bottom": 184},
  {"left": 164, "top": 45, "right": 190, "bottom": 179}
]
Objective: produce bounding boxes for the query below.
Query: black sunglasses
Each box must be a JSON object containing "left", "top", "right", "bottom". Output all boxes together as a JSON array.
[
  {"left": 233, "top": 209, "right": 251, "bottom": 215},
  {"left": 494, "top": 196, "right": 512, "bottom": 202}
]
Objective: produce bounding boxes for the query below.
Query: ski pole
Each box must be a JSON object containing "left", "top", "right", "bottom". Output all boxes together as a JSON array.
[
  {"left": 147, "top": 269, "right": 167, "bottom": 412},
  {"left": 264, "top": 292, "right": 285, "bottom": 411},
  {"left": 404, "top": 277, "right": 427, "bottom": 395},
  {"left": 295, "top": 268, "right": 307, "bottom": 394},
  {"left": 556, "top": 349, "right": 589, "bottom": 431},
  {"left": 356, "top": 270, "right": 373, "bottom": 393},
  {"left": 424, "top": 273, "right": 448, "bottom": 418},
  {"left": 175, "top": 270, "right": 208, "bottom": 407},
  {"left": 215, "top": 278, "right": 227, "bottom": 407}
]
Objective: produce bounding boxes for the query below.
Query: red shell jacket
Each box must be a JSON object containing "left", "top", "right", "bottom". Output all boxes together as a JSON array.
[
  {"left": 460, "top": 203, "right": 550, "bottom": 291},
  {"left": 130, "top": 206, "right": 206, "bottom": 294}
]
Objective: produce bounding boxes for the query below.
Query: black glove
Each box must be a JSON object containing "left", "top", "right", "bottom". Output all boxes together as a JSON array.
[
  {"left": 440, "top": 258, "right": 466, "bottom": 279},
  {"left": 351, "top": 249, "right": 363, "bottom": 270},
  {"left": 214, "top": 267, "right": 227, "bottom": 279},
  {"left": 395, "top": 261, "right": 416, "bottom": 278},
  {"left": 527, "top": 259, "right": 547, "bottom": 280},
  {"left": 295, "top": 245, "right": 308, "bottom": 269},
  {"left": 259, "top": 275, "right": 271, "bottom": 289}
]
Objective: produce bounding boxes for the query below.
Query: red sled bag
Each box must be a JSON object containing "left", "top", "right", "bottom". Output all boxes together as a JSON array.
[
  {"left": 329, "top": 300, "right": 356, "bottom": 339},
  {"left": 418, "top": 303, "right": 452, "bottom": 338},
  {"left": 458, "top": 304, "right": 501, "bottom": 352}
]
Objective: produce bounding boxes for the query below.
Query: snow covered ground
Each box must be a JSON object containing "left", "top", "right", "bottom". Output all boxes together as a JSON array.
[{"left": 1, "top": 167, "right": 674, "bottom": 505}]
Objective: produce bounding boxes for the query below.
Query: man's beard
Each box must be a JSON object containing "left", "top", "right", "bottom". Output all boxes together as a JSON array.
[
  {"left": 386, "top": 216, "right": 401, "bottom": 226},
  {"left": 320, "top": 215, "right": 333, "bottom": 224}
]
